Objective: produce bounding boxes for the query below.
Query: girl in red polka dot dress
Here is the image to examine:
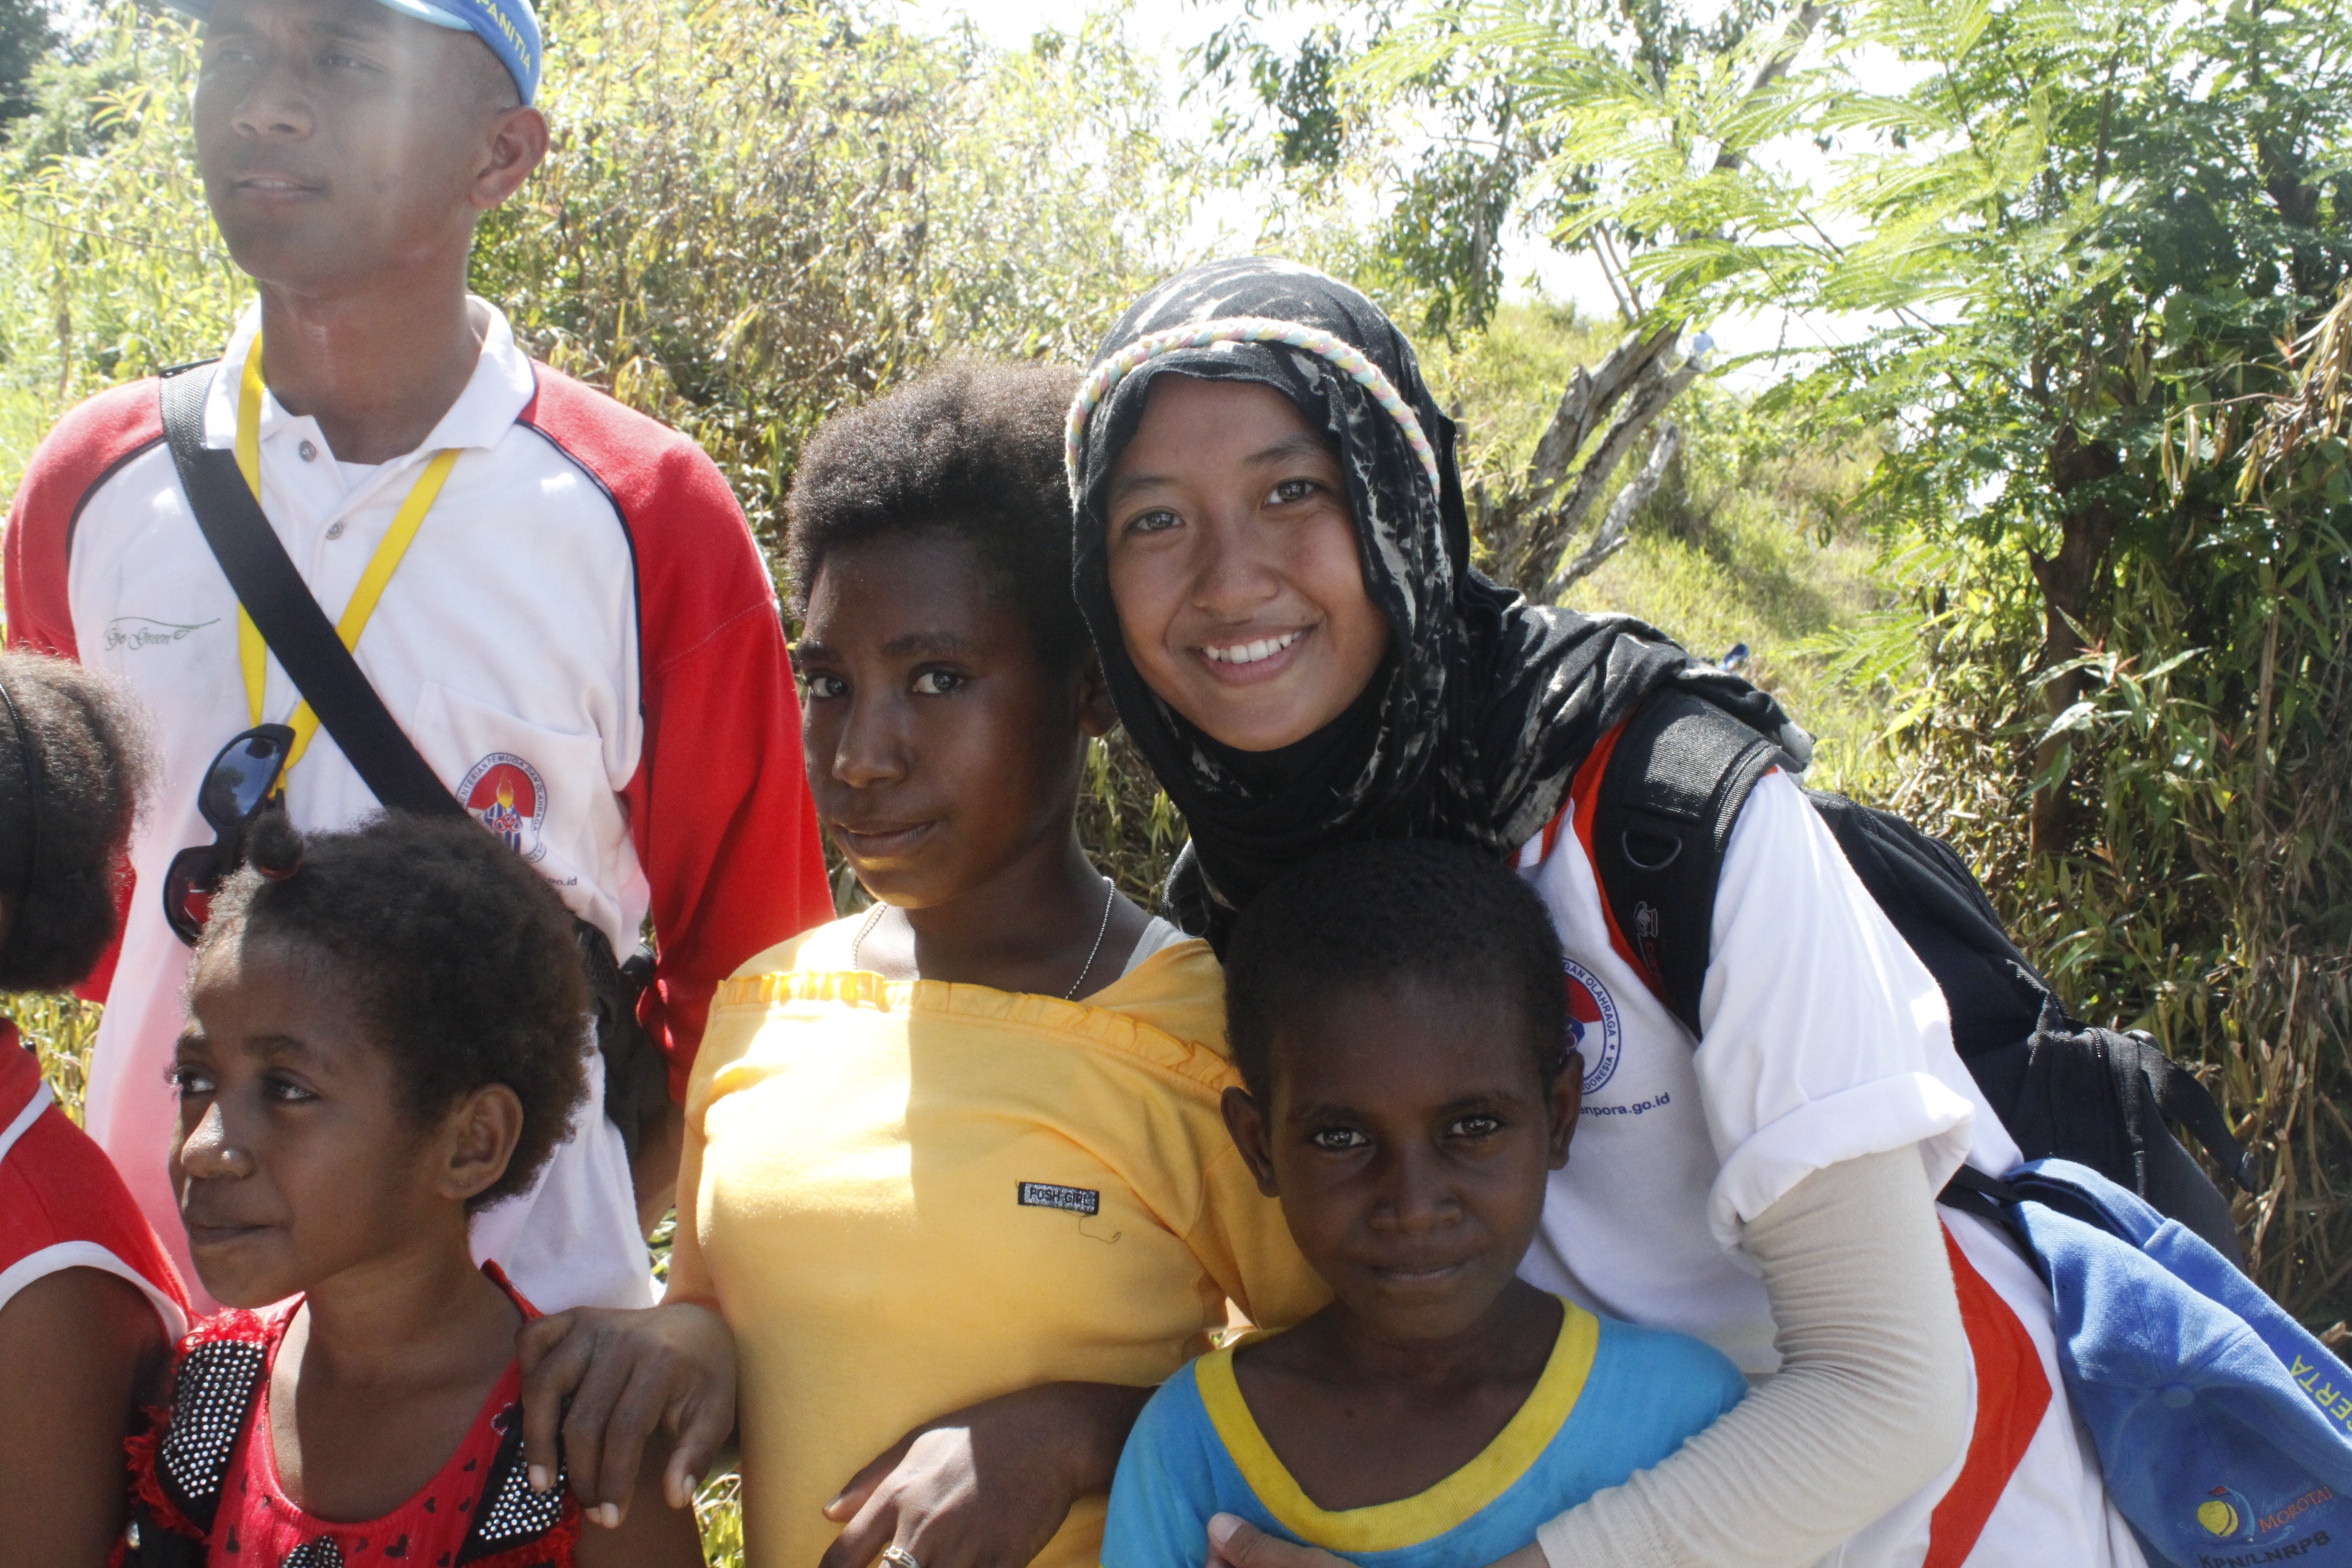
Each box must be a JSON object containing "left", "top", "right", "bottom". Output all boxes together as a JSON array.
[{"left": 119, "top": 814, "right": 704, "bottom": 1568}]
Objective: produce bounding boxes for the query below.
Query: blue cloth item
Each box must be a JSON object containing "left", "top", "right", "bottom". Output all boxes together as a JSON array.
[
  {"left": 1995, "top": 1159, "right": 2352, "bottom": 1566},
  {"left": 169, "top": 0, "right": 541, "bottom": 104},
  {"left": 1102, "top": 1299, "right": 1745, "bottom": 1568}
]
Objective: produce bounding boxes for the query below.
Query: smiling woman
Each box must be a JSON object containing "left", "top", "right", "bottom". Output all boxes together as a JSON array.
[
  {"left": 1066, "top": 259, "right": 2145, "bottom": 1568},
  {"left": 1103, "top": 377, "right": 1389, "bottom": 754}
]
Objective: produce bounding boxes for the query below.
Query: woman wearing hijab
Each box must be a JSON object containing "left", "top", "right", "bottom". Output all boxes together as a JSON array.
[{"left": 1066, "top": 257, "right": 2142, "bottom": 1568}]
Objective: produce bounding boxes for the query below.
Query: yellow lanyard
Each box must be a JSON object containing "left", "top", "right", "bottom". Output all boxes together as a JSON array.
[{"left": 233, "top": 339, "right": 461, "bottom": 772}]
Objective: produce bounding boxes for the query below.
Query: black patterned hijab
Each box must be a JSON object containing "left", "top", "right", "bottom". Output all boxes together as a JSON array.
[{"left": 1067, "top": 258, "right": 1801, "bottom": 944}]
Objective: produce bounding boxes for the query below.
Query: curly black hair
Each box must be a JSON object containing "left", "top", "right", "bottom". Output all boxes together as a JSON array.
[
  {"left": 0, "top": 652, "right": 148, "bottom": 991},
  {"left": 198, "top": 812, "right": 589, "bottom": 1211},
  {"left": 786, "top": 361, "right": 1089, "bottom": 674},
  {"left": 1224, "top": 839, "right": 1570, "bottom": 1102}
]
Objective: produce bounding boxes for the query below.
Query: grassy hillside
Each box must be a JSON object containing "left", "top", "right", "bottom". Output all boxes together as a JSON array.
[{"left": 1424, "top": 301, "right": 1899, "bottom": 793}]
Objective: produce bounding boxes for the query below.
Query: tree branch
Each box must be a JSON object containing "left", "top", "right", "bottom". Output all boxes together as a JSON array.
[
  {"left": 1543, "top": 347, "right": 1703, "bottom": 549},
  {"left": 1523, "top": 325, "right": 1677, "bottom": 496},
  {"left": 1711, "top": 1, "right": 1826, "bottom": 175},
  {"left": 1544, "top": 422, "right": 1685, "bottom": 598}
]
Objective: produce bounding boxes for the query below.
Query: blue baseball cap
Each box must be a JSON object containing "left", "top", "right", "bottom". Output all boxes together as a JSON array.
[
  {"left": 2004, "top": 1161, "right": 2352, "bottom": 1564},
  {"left": 173, "top": 0, "right": 542, "bottom": 105}
]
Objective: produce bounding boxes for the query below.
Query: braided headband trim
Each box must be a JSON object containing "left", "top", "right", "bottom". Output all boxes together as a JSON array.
[{"left": 1065, "top": 316, "right": 1442, "bottom": 495}]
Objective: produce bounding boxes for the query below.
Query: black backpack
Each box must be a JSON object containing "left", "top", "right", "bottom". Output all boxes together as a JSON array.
[{"left": 1591, "top": 689, "right": 2258, "bottom": 1263}]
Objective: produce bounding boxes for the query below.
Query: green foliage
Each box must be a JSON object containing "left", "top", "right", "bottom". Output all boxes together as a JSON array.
[
  {"left": 1278, "top": 0, "right": 2352, "bottom": 1314},
  {"left": 0, "top": 0, "right": 1215, "bottom": 549},
  {"left": 694, "top": 1470, "right": 748, "bottom": 1568},
  {"left": 1078, "top": 729, "right": 1188, "bottom": 910},
  {"left": 470, "top": 0, "right": 1212, "bottom": 557},
  {"left": 0, "top": 9, "right": 245, "bottom": 484},
  {"left": 0, "top": 0, "right": 55, "bottom": 129},
  {"left": 1423, "top": 299, "right": 1893, "bottom": 787}
]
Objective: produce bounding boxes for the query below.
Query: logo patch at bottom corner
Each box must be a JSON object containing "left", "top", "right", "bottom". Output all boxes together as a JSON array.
[
  {"left": 1017, "top": 1181, "right": 1100, "bottom": 1216},
  {"left": 459, "top": 751, "right": 549, "bottom": 864},
  {"left": 1562, "top": 956, "right": 1623, "bottom": 1095}
]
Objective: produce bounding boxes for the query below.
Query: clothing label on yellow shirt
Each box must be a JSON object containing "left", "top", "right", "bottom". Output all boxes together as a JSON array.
[{"left": 1019, "top": 1181, "right": 1102, "bottom": 1216}]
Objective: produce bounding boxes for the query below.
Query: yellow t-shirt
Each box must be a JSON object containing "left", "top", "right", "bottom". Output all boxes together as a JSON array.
[{"left": 670, "top": 916, "right": 1329, "bottom": 1568}]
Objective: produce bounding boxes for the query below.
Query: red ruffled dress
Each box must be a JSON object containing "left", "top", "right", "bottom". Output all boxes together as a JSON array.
[{"left": 121, "top": 1265, "right": 579, "bottom": 1568}]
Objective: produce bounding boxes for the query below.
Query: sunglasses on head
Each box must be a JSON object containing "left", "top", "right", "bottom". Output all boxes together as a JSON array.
[{"left": 164, "top": 723, "right": 296, "bottom": 947}]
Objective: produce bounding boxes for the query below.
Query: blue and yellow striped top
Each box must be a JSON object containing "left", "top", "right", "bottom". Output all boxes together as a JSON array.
[{"left": 1101, "top": 1299, "right": 1745, "bottom": 1568}]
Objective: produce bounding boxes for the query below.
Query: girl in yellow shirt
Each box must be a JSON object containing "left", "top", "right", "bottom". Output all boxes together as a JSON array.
[{"left": 514, "top": 364, "right": 1325, "bottom": 1568}]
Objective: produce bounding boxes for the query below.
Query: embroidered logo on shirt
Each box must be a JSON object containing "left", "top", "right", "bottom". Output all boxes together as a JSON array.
[
  {"left": 460, "top": 753, "right": 549, "bottom": 864},
  {"left": 1017, "top": 1181, "right": 1100, "bottom": 1216},
  {"left": 1563, "top": 957, "right": 1623, "bottom": 1095},
  {"left": 2196, "top": 1485, "right": 2253, "bottom": 1540},
  {"left": 102, "top": 615, "right": 218, "bottom": 652}
]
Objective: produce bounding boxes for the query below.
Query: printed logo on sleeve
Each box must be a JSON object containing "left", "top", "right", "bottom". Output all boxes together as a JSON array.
[
  {"left": 1562, "top": 957, "right": 1623, "bottom": 1095},
  {"left": 1017, "top": 1182, "right": 1100, "bottom": 1216},
  {"left": 460, "top": 753, "right": 548, "bottom": 864},
  {"left": 102, "top": 615, "right": 218, "bottom": 652}
]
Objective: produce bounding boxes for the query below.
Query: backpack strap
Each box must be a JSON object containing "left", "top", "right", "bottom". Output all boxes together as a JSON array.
[
  {"left": 158, "top": 364, "right": 465, "bottom": 820},
  {"left": 158, "top": 367, "right": 667, "bottom": 1159},
  {"left": 2129, "top": 1031, "right": 2259, "bottom": 1193},
  {"left": 1591, "top": 689, "right": 1791, "bottom": 1035},
  {"left": 1938, "top": 1163, "right": 2024, "bottom": 1228}
]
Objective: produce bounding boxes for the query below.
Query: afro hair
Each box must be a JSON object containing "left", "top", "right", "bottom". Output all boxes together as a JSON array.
[
  {"left": 786, "top": 361, "right": 1089, "bottom": 675},
  {"left": 1223, "top": 839, "right": 1570, "bottom": 1101},
  {"left": 0, "top": 651, "right": 148, "bottom": 992},
  {"left": 199, "top": 811, "right": 590, "bottom": 1211}
]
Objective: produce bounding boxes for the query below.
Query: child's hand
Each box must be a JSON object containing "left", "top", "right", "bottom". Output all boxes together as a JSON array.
[
  {"left": 516, "top": 1301, "right": 737, "bottom": 1527},
  {"left": 1205, "top": 1517, "right": 1351, "bottom": 1568},
  {"left": 1208, "top": 1518, "right": 1543, "bottom": 1568},
  {"left": 817, "top": 1381, "right": 1153, "bottom": 1568}
]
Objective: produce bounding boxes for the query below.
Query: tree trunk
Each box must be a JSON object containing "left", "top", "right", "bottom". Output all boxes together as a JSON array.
[{"left": 2026, "top": 424, "right": 2125, "bottom": 859}]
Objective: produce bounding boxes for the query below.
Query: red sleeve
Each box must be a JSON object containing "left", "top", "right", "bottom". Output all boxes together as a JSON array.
[
  {"left": 4, "top": 377, "right": 163, "bottom": 661},
  {"left": 3, "top": 378, "right": 166, "bottom": 1001},
  {"left": 521, "top": 369, "right": 833, "bottom": 1092}
]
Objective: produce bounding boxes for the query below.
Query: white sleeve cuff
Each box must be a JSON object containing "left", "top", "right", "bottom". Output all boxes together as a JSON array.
[{"left": 1707, "top": 1072, "right": 1974, "bottom": 1254}]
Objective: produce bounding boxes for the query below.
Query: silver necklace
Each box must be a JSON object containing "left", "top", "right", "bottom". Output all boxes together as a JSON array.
[{"left": 851, "top": 875, "right": 1119, "bottom": 1000}]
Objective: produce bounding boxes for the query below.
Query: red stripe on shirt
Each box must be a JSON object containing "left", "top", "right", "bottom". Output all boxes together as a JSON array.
[
  {"left": 3, "top": 375, "right": 164, "bottom": 664},
  {"left": 1922, "top": 1223, "right": 2052, "bottom": 1568},
  {"left": 519, "top": 367, "right": 834, "bottom": 1088},
  {"left": 1564, "top": 719, "right": 1654, "bottom": 986}
]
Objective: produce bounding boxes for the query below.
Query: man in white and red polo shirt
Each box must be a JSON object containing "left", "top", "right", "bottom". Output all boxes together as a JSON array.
[{"left": 2, "top": 0, "right": 831, "bottom": 1312}]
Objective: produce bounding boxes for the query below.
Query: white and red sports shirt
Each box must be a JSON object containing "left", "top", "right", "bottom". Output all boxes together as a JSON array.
[
  {"left": 0, "top": 1022, "right": 188, "bottom": 1339},
  {"left": 3, "top": 301, "right": 833, "bottom": 1306},
  {"left": 1517, "top": 742, "right": 2144, "bottom": 1568}
]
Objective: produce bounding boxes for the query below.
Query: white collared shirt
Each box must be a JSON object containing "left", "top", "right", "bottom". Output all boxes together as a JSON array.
[
  {"left": 1517, "top": 769, "right": 2138, "bottom": 1567},
  {"left": 7, "top": 297, "right": 834, "bottom": 1309},
  {"left": 169, "top": 301, "right": 646, "bottom": 944}
]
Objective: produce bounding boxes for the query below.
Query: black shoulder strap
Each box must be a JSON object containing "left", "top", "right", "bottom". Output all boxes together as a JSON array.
[
  {"left": 159, "top": 365, "right": 462, "bottom": 820},
  {"left": 161, "top": 368, "right": 670, "bottom": 1156},
  {"left": 1591, "top": 689, "right": 1789, "bottom": 1035}
]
